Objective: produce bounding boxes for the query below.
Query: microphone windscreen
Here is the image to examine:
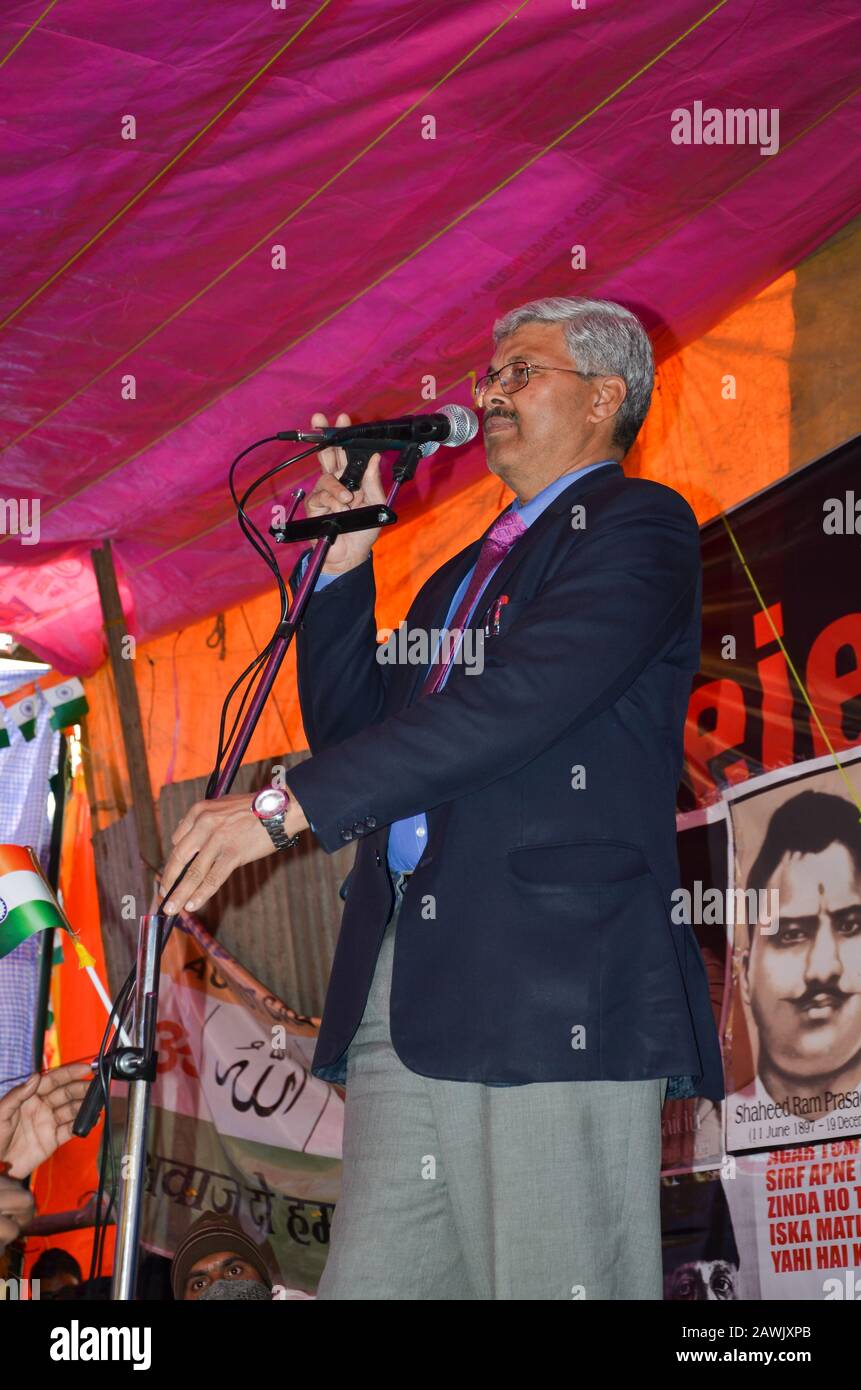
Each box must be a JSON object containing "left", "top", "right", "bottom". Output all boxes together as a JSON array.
[{"left": 439, "top": 404, "right": 479, "bottom": 446}]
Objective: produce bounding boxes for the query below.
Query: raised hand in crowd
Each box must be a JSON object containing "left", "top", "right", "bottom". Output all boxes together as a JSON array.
[
  {"left": 0, "top": 1174, "right": 35, "bottom": 1254},
  {"left": 0, "top": 1060, "right": 92, "bottom": 1180}
]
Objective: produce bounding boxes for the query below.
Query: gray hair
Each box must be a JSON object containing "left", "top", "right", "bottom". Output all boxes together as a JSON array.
[{"left": 492, "top": 296, "right": 654, "bottom": 454}]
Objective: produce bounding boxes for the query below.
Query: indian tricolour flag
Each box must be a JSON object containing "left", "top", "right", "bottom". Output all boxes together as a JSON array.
[
  {"left": 0, "top": 845, "right": 71, "bottom": 959},
  {"left": 0, "top": 681, "right": 39, "bottom": 746},
  {"left": 40, "top": 673, "right": 88, "bottom": 731}
]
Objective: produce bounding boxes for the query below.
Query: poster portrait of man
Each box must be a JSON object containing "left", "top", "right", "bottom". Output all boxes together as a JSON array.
[{"left": 724, "top": 752, "right": 861, "bottom": 1153}]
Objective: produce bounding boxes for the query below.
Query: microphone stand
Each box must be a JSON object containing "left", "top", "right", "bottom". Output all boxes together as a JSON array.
[
  {"left": 107, "top": 438, "right": 422, "bottom": 1300},
  {"left": 227, "top": 440, "right": 421, "bottom": 788}
]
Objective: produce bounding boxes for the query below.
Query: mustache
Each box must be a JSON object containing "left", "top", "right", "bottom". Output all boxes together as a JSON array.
[
  {"left": 483, "top": 407, "right": 518, "bottom": 426},
  {"left": 792, "top": 984, "right": 850, "bottom": 1009}
]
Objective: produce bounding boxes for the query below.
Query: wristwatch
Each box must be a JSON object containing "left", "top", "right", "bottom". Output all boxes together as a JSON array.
[{"left": 252, "top": 786, "right": 301, "bottom": 852}]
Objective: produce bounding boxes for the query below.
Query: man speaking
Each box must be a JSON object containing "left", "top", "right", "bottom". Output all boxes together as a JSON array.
[{"left": 162, "top": 295, "right": 725, "bottom": 1300}]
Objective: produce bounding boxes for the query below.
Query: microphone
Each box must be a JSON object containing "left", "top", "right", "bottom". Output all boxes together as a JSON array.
[{"left": 278, "top": 404, "right": 478, "bottom": 455}]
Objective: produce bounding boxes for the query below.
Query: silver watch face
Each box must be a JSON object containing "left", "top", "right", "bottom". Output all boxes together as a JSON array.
[{"left": 254, "top": 787, "right": 287, "bottom": 818}]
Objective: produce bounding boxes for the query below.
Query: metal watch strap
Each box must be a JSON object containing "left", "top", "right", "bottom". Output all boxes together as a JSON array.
[{"left": 262, "top": 813, "right": 300, "bottom": 852}]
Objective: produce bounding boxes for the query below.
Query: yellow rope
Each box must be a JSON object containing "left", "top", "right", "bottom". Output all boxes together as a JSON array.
[
  {"left": 0, "top": 0, "right": 61, "bottom": 71},
  {"left": 8, "top": 0, "right": 729, "bottom": 560},
  {"left": 0, "top": 0, "right": 336, "bottom": 332},
  {"left": 720, "top": 510, "right": 861, "bottom": 820},
  {"left": 0, "top": 0, "right": 535, "bottom": 454}
]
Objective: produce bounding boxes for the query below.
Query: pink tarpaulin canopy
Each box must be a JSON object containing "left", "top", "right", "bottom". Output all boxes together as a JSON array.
[{"left": 1, "top": 0, "right": 859, "bottom": 673}]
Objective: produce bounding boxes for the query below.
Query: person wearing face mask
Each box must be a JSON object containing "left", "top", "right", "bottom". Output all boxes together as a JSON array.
[{"left": 170, "top": 1211, "right": 277, "bottom": 1301}]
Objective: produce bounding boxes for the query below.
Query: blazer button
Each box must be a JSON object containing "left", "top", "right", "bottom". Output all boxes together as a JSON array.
[
  {"left": 340, "top": 827, "right": 354, "bottom": 841},
  {"left": 375, "top": 851, "right": 382, "bottom": 865},
  {"left": 353, "top": 821, "right": 365, "bottom": 835},
  {"left": 366, "top": 816, "right": 377, "bottom": 829}
]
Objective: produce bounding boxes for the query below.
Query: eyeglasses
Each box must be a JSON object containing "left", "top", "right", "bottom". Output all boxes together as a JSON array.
[{"left": 473, "top": 359, "right": 599, "bottom": 401}]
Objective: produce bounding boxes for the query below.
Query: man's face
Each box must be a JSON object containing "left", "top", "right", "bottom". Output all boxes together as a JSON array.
[
  {"left": 743, "top": 843, "right": 861, "bottom": 1080},
  {"left": 183, "top": 1249, "right": 265, "bottom": 1301},
  {"left": 478, "top": 322, "right": 622, "bottom": 498}
]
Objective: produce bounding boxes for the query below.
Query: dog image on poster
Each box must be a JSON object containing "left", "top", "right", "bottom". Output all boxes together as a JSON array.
[{"left": 724, "top": 750, "right": 861, "bottom": 1154}]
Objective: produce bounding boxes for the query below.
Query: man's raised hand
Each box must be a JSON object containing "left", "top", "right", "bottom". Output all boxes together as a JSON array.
[{"left": 305, "top": 412, "right": 385, "bottom": 575}]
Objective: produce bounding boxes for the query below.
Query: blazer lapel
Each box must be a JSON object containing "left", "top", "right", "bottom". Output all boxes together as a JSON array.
[
  {"left": 389, "top": 541, "right": 482, "bottom": 708},
  {"left": 398, "top": 462, "right": 624, "bottom": 708},
  {"left": 462, "top": 461, "right": 624, "bottom": 618}
]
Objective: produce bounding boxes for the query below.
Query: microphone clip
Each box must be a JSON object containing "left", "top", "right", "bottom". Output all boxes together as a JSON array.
[
  {"left": 340, "top": 443, "right": 376, "bottom": 493},
  {"left": 328, "top": 439, "right": 425, "bottom": 493}
]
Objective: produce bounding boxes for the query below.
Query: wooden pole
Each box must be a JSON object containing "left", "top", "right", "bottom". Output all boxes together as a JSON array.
[
  {"left": 90, "top": 540, "right": 162, "bottom": 894},
  {"left": 78, "top": 712, "right": 101, "bottom": 833}
]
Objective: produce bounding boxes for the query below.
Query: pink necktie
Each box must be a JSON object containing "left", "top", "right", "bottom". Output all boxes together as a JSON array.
[{"left": 421, "top": 508, "right": 527, "bottom": 695}]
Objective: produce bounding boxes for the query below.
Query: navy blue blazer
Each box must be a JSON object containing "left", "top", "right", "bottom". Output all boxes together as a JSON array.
[{"left": 286, "top": 463, "right": 725, "bottom": 1101}]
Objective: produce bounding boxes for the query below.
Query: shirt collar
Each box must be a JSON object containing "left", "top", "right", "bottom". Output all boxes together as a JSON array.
[{"left": 511, "top": 460, "right": 617, "bottom": 528}]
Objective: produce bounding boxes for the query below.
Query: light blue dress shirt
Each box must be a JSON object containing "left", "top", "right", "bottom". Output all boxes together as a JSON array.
[{"left": 301, "top": 460, "right": 616, "bottom": 869}]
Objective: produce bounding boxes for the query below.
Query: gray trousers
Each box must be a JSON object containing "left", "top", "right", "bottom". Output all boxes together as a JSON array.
[{"left": 317, "top": 883, "right": 668, "bottom": 1301}]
